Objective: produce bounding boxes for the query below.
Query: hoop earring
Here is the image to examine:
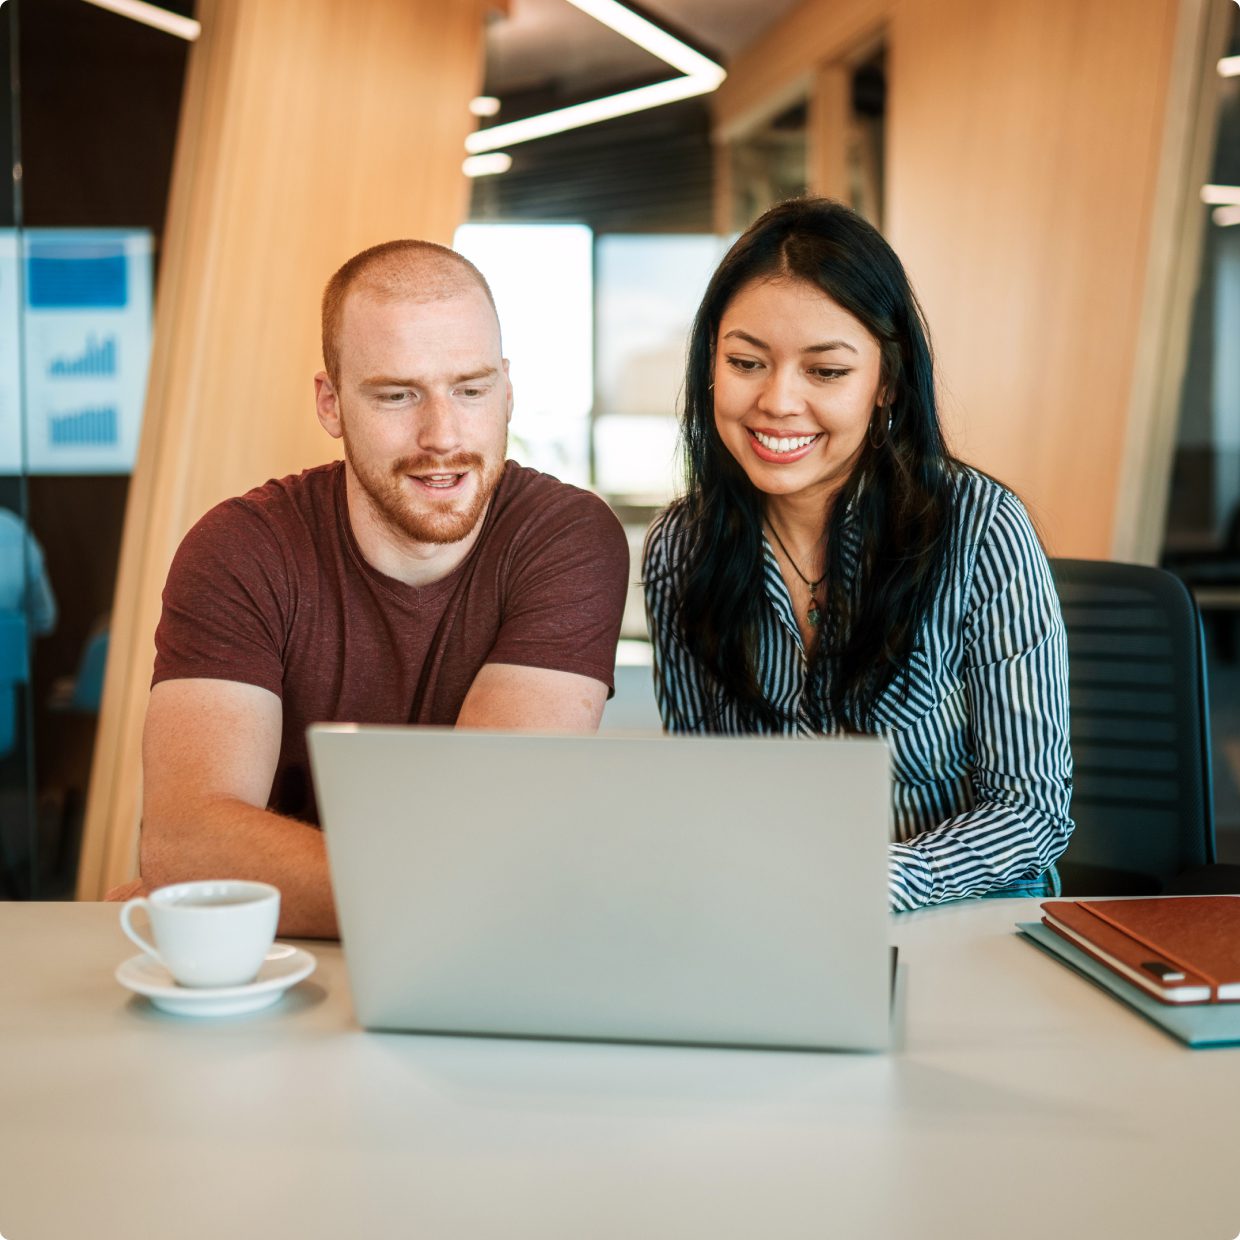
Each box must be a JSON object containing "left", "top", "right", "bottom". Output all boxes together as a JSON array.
[{"left": 869, "top": 407, "right": 893, "bottom": 449}]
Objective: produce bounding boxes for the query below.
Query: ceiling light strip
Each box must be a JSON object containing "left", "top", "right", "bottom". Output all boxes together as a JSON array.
[
  {"left": 565, "top": 0, "right": 724, "bottom": 81},
  {"left": 1219, "top": 55, "right": 1240, "bottom": 78},
  {"left": 468, "top": 0, "right": 724, "bottom": 156},
  {"left": 463, "top": 153, "right": 513, "bottom": 178},
  {"left": 80, "top": 0, "right": 201, "bottom": 40},
  {"left": 466, "top": 73, "right": 721, "bottom": 154},
  {"left": 1201, "top": 184, "right": 1240, "bottom": 205}
]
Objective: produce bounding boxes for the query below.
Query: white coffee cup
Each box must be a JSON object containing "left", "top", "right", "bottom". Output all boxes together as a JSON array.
[{"left": 120, "top": 880, "right": 281, "bottom": 988}]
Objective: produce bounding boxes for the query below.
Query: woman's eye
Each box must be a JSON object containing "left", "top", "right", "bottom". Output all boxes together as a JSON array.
[
  {"left": 725, "top": 356, "right": 762, "bottom": 373},
  {"left": 811, "top": 368, "right": 850, "bottom": 381}
]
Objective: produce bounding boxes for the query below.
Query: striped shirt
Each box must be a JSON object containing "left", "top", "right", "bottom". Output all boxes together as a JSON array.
[{"left": 642, "top": 468, "right": 1074, "bottom": 912}]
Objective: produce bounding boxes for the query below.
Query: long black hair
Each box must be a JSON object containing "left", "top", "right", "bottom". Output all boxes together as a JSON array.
[{"left": 661, "top": 197, "right": 961, "bottom": 732}]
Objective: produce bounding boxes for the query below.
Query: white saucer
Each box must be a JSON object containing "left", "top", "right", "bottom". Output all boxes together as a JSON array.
[{"left": 116, "top": 943, "right": 317, "bottom": 1017}]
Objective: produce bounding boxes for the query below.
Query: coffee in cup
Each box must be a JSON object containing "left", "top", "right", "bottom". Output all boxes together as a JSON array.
[{"left": 120, "top": 880, "right": 280, "bottom": 988}]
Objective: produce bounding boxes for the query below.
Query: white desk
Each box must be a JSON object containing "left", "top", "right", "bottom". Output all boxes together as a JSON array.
[{"left": 1, "top": 900, "right": 1237, "bottom": 1239}]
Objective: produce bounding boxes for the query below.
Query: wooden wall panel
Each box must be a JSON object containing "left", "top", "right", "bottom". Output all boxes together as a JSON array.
[
  {"left": 78, "top": 0, "right": 489, "bottom": 897},
  {"left": 713, "top": 0, "right": 1216, "bottom": 560},
  {"left": 884, "top": 0, "right": 1182, "bottom": 555}
]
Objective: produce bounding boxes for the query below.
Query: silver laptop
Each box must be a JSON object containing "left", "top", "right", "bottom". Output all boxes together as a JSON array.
[{"left": 308, "top": 726, "right": 893, "bottom": 1052}]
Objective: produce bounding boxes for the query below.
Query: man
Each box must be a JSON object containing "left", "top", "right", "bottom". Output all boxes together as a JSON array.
[{"left": 137, "top": 241, "right": 630, "bottom": 937}]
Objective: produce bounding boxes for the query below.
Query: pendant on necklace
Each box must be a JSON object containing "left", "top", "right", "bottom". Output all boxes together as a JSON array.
[{"left": 807, "top": 601, "right": 822, "bottom": 628}]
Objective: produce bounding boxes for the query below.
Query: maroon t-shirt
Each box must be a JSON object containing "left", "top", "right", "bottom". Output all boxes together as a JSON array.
[{"left": 153, "top": 461, "right": 630, "bottom": 823}]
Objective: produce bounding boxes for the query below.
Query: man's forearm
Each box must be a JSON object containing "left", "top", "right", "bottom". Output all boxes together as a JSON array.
[{"left": 140, "top": 798, "right": 339, "bottom": 938}]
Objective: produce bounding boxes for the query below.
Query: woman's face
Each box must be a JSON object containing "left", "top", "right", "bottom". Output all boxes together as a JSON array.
[{"left": 712, "top": 276, "right": 884, "bottom": 510}]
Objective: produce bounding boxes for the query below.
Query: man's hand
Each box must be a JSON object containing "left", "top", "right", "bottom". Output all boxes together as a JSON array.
[
  {"left": 138, "top": 665, "right": 606, "bottom": 939},
  {"left": 104, "top": 878, "right": 149, "bottom": 902},
  {"left": 141, "top": 679, "right": 339, "bottom": 938}
]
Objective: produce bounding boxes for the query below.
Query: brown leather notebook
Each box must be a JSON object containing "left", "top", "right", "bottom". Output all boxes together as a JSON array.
[{"left": 1040, "top": 897, "right": 1240, "bottom": 1005}]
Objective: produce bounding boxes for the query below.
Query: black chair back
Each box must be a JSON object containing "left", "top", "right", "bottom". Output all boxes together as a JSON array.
[{"left": 1050, "top": 558, "right": 1215, "bottom": 895}]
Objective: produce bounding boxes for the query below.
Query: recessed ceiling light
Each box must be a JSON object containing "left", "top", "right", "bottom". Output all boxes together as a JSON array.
[
  {"left": 467, "top": 0, "right": 725, "bottom": 155},
  {"left": 463, "top": 153, "right": 513, "bottom": 178},
  {"left": 80, "top": 0, "right": 200, "bottom": 40}
]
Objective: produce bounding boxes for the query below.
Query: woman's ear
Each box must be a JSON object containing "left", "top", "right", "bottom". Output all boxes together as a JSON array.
[{"left": 877, "top": 343, "right": 903, "bottom": 412}]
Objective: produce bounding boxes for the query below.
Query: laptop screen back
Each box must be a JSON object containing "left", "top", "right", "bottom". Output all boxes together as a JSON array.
[{"left": 308, "top": 726, "right": 892, "bottom": 1051}]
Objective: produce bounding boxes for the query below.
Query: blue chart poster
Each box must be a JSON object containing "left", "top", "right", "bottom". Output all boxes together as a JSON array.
[{"left": 0, "top": 229, "right": 153, "bottom": 474}]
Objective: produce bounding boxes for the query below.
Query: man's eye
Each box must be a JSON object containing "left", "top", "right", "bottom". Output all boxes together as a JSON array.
[{"left": 457, "top": 387, "right": 486, "bottom": 398}]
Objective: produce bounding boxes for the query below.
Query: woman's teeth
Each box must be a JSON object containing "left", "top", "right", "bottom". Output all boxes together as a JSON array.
[{"left": 752, "top": 431, "right": 819, "bottom": 453}]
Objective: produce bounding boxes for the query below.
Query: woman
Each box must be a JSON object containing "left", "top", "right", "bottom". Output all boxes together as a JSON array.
[{"left": 643, "top": 198, "right": 1072, "bottom": 911}]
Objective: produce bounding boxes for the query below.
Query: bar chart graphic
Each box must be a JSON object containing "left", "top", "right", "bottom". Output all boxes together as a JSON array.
[
  {"left": 1, "top": 228, "right": 153, "bottom": 473},
  {"left": 48, "top": 335, "right": 118, "bottom": 378},
  {"left": 49, "top": 405, "right": 119, "bottom": 447}
]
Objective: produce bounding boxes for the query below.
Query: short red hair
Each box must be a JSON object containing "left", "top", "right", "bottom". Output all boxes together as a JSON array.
[{"left": 320, "top": 240, "right": 496, "bottom": 385}]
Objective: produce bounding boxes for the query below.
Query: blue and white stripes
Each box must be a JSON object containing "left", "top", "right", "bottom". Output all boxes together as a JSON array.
[{"left": 643, "top": 469, "right": 1074, "bottom": 911}]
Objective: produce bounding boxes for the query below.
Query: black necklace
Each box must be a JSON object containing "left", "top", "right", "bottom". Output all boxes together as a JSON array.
[{"left": 765, "top": 519, "right": 826, "bottom": 628}]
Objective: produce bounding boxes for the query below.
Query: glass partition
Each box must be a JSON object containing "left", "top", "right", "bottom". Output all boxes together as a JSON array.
[
  {"left": 0, "top": 0, "right": 38, "bottom": 898},
  {"left": 722, "top": 98, "right": 808, "bottom": 235},
  {"left": 719, "top": 50, "right": 886, "bottom": 234},
  {"left": 1161, "top": 4, "right": 1240, "bottom": 861},
  {"left": 1, "top": 0, "right": 189, "bottom": 899}
]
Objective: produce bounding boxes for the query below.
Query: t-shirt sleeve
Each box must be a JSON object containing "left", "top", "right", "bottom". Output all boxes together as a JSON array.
[
  {"left": 152, "top": 500, "right": 292, "bottom": 699},
  {"left": 485, "top": 488, "right": 630, "bottom": 693}
]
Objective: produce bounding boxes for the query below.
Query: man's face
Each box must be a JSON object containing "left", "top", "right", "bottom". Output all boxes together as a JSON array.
[{"left": 316, "top": 285, "right": 512, "bottom": 545}]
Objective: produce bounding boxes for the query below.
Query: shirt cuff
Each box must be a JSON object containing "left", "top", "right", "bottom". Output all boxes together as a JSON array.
[{"left": 888, "top": 842, "right": 935, "bottom": 912}]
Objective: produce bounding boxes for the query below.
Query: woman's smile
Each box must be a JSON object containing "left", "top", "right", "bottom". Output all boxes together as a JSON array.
[{"left": 746, "top": 428, "right": 824, "bottom": 462}]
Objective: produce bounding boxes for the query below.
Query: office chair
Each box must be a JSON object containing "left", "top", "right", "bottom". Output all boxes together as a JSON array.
[{"left": 1049, "top": 558, "right": 1240, "bottom": 895}]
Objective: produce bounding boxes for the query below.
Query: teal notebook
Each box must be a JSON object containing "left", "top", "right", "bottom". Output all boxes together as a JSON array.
[{"left": 1017, "top": 921, "right": 1240, "bottom": 1049}]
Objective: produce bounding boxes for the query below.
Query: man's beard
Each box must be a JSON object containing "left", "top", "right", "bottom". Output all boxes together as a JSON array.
[{"left": 345, "top": 438, "right": 505, "bottom": 546}]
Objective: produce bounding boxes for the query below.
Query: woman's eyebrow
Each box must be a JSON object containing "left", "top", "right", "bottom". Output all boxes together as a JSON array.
[
  {"left": 721, "top": 329, "right": 858, "bottom": 355},
  {"left": 722, "top": 329, "right": 769, "bottom": 349},
  {"left": 803, "top": 340, "right": 858, "bottom": 355}
]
